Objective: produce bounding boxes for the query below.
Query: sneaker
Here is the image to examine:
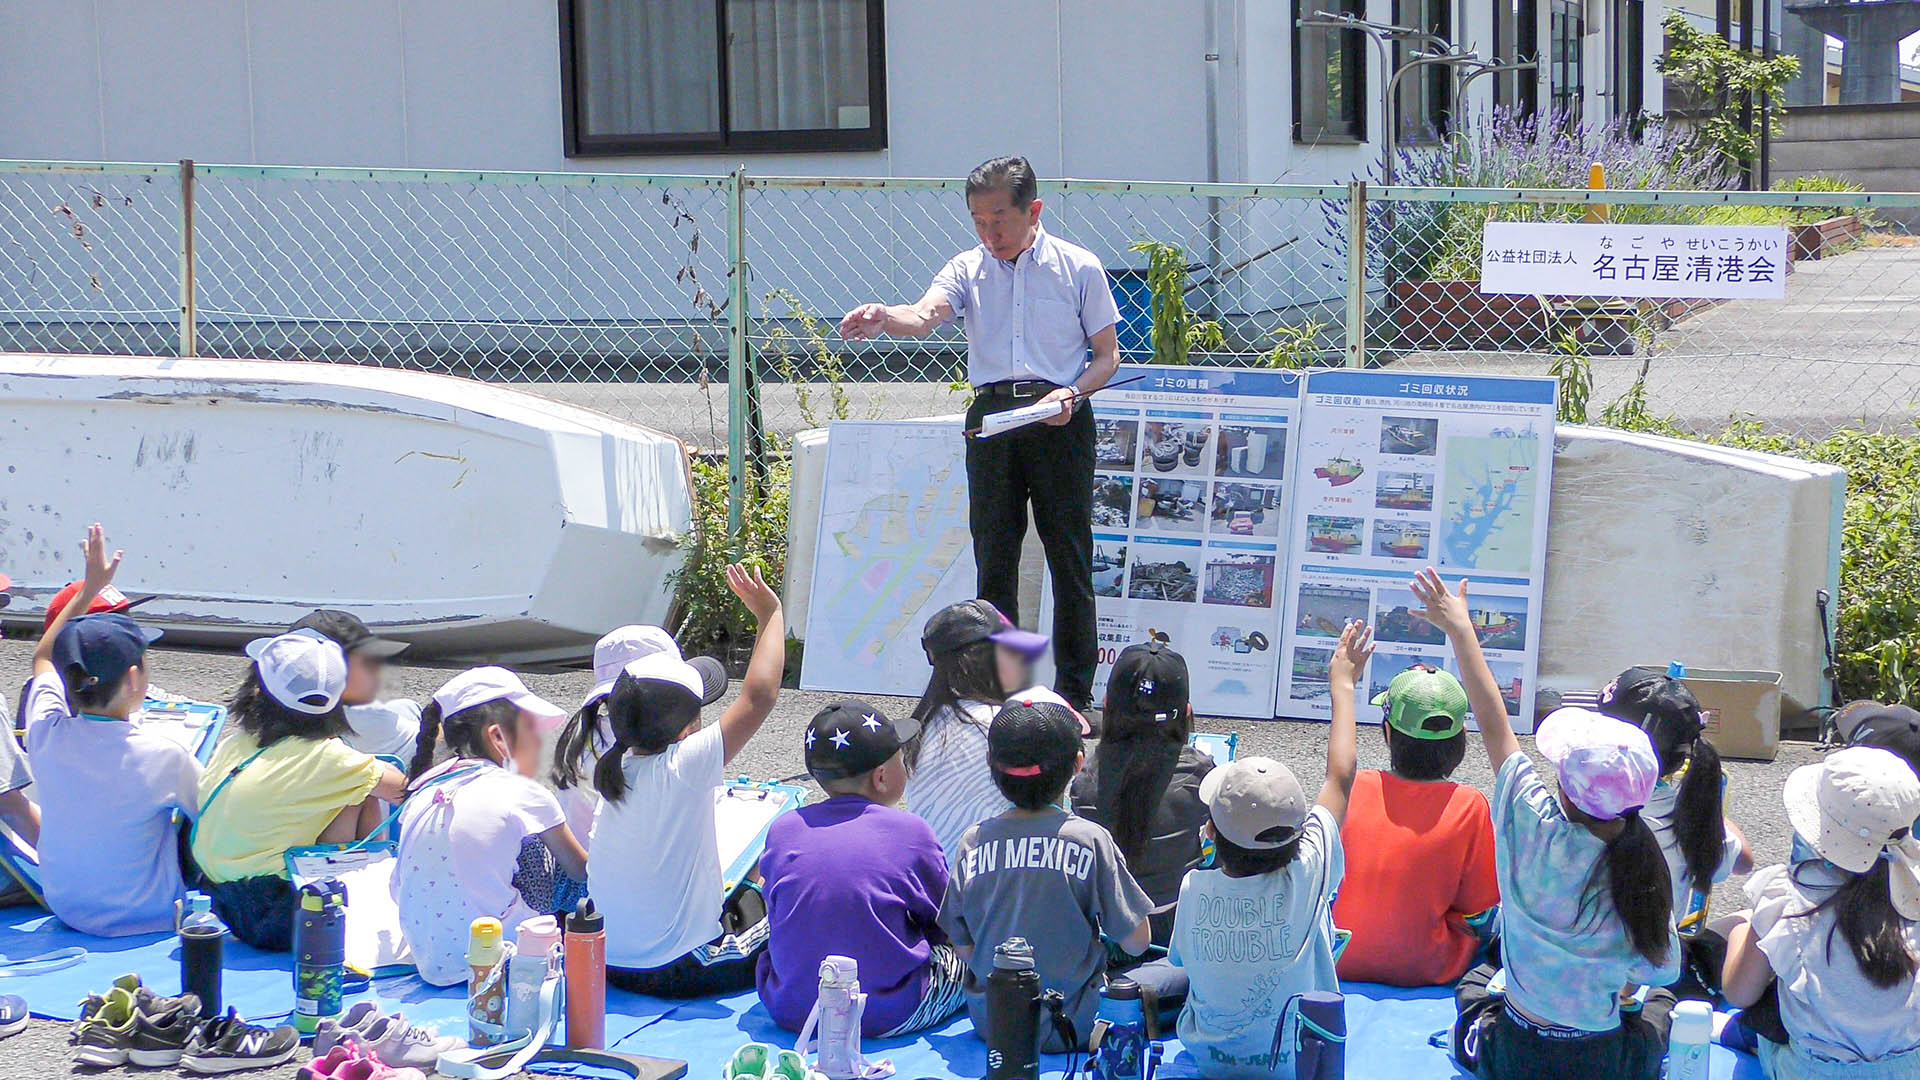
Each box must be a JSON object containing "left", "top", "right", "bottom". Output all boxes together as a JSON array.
[
  {"left": 355, "top": 1013, "right": 465, "bottom": 1070},
  {"left": 0, "top": 994, "right": 27, "bottom": 1041},
  {"left": 73, "top": 973, "right": 143, "bottom": 1040},
  {"left": 181, "top": 1009, "right": 299, "bottom": 1074},
  {"left": 726, "top": 1043, "right": 775, "bottom": 1080},
  {"left": 71, "top": 986, "right": 138, "bottom": 1067},
  {"left": 311, "top": 1001, "right": 384, "bottom": 1057},
  {"left": 300, "top": 1043, "right": 368, "bottom": 1080},
  {"left": 128, "top": 993, "right": 205, "bottom": 1068},
  {"left": 336, "top": 1059, "right": 427, "bottom": 1080},
  {"left": 772, "top": 1049, "right": 827, "bottom": 1080}
]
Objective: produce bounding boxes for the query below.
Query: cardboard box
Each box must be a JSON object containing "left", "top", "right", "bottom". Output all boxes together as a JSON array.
[{"left": 1678, "top": 668, "right": 1784, "bottom": 761}]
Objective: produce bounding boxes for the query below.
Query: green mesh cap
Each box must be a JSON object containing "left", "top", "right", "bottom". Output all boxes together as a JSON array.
[{"left": 1371, "top": 664, "right": 1470, "bottom": 740}]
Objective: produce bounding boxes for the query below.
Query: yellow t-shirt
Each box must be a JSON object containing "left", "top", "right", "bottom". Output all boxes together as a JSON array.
[{"left": 192, "top": 731, "right": 385, "bottom": 882}]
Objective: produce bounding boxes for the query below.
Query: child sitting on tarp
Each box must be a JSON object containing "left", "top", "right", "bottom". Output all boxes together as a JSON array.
[
  {"left": 394, "top": 667, "right": 586, "bottom": 986},
  {"left": 906, "top": 600, "right": 1050, "bottom": 858},
  {"left": 193, "top": 629, "right": 408, "bottom": 950},
  {"left": 1720, "top": 746, "right": 1920, "bottom": 1079},
  {"left": 1430, "top": 566, "right": 1680, "bottom": 1080},
  {"left": 25, "top": 525, "right": 201, "bottom": 936},
  {"left": 285, "top": 609, "right": 419, "bottom": 759},
  {"left": 938, "top": 687, "right": 1155, "bottom": 1052},
  {"left": 1332, "top": 661, "right": 1499, "bottom": 987},
  {"left": 1168, "top": 620, "right": 1364, "bottom": 1077},
  {"left": 1598, "top": 666, "right": 1752, "bottom": 996},
  {"left": 1070, "top": 641, "right": 1215, "bottom": 946},
  {"left": 548, "top": 625, "right": 728, "bottom": 853},
  {"left": 756, "top": 700, "right": 963, "bottom": 1037},
  {"left": 593, "top": 564, "right": 784, "bottom": 998}
]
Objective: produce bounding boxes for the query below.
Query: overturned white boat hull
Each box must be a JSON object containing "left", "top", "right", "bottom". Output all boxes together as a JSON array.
[{"left": 0, "top": 354, "right": 691, "bottom": 662}]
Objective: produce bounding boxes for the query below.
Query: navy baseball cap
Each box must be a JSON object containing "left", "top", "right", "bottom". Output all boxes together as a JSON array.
[
  {"left": 922, "top": 599, "right": 1049, "bottom": 662},
  {"left": 805, "top": 700, "right": 921, "bottom": 781},
  {"left": 51, "top": 612, "right": 162, "bottom": 690}
]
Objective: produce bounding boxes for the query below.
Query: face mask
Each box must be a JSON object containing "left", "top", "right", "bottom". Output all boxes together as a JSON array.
[{"left": 1789, "top": 832, "right": 1821, "bottom": 865}]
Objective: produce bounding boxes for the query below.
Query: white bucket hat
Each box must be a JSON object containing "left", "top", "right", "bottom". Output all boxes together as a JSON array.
[{"left": 1784, "top": 745, "right": 1920, "bottom": 918}]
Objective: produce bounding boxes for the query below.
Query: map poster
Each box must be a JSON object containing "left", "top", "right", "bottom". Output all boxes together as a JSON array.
[
  {"left": 1041, "top": 364, "right": 1304, "bottom": 719},
  {"left": 1275, "top": 370, "right": 1556, "bottom": 734},
  {"left": 800, "top": 420, "right": 977, "bottom": 697}
]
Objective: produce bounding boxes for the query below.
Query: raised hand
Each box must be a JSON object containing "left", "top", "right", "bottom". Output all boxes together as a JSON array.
[
  {"left": 1410, "top": 567, "right": 1473, "bottom": 640},
  {"left": 1328, "top": 619, "right": 1375, "bottom": 689},
  {"left": 80, "top": 523, "right": 123, "bottom": 596},
  {"left": 726, "top": 562, "right": 782, "bottom": 623}
]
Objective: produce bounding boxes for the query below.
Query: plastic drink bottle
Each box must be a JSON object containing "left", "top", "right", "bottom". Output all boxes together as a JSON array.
[
  {"left": 1668, "top": 1000, "right": 1712, "bottom": 1080},
  {"left": 1097, "top": 976, "right": 1146, "bottom": 1034},
  {"left": 291, "top": 881, "right": 347, "bottom": 1035},
  {"left": 467, "top": 918, "right": 509, "bottom": 1046},
  {"left": 803, "top": 955, "right": 867, "bottom": 1080},
  {"left": 984, "top": 938, "right": 1042, "bottom": 1080},
  {"left": 1668, "top": 659, "right": 1688, "bottom": 679},
  {"left": 506, "top": 915, "right": 564, "bottom": 1044},
  {"left": 1288, "top": 991, "right": 1346, "bottom": 1080},
  {"left": 563, "top": 898, "right": 606, "bottom": 1050},
  {"left": 177, "top": 891, "right": 227, "bottom": 1015}
]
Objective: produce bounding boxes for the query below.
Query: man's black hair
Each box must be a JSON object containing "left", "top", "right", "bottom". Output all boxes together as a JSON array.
[{"left": 966, "top": 157, "right": 1039, "bottom": 209}]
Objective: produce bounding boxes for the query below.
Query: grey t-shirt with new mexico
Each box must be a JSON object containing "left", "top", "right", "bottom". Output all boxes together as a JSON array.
[{"left": 937, "top": 808, "right": 1154, "bottom": 1051}]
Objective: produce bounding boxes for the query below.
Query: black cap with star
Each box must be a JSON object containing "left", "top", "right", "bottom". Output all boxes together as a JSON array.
[{"left": 805, "top": 699, "right": 923, "bottom": 782}]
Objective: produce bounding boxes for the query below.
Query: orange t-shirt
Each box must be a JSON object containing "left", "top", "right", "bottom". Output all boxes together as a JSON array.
[{"left": 1332, "top": 769, "right": 1500, "bottom": 987}]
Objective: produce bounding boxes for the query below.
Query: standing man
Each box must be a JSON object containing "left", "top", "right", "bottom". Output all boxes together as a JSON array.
[{"left": 839, "top": 157, "right": 1120, "bottom": 712}]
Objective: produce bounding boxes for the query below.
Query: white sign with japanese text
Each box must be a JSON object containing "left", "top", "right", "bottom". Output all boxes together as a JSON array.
[{"left": 1480, "top": 222, "right": 1789, "bottom": 300}]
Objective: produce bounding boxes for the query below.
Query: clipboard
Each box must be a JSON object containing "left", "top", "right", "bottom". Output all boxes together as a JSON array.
[
  {"left": 1189, "top": 731, "right": 1239, "bottom": 768},
  {"left": 714, "top": 778, "right": 808, "bottom": 895}
]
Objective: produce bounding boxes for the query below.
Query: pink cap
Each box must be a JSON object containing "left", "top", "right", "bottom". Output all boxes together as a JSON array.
[{"left": 1537, "top": 707, "right": 1660, "bottom": 821}]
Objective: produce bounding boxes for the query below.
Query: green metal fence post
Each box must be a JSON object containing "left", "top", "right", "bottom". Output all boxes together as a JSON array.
[
  {"left": 726, "top": 166, "right": 749, "bottom": 539},
  {"left": 178, "top": 159, "right": 197, "bottom": 357},
  {"left": 1346, "top": 180, "right": 1366, "bottom": 369}
]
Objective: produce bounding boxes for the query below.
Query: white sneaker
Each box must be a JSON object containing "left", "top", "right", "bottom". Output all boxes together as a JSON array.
[{"left": 357, "top": 1013, "right": 467, "bottom": 1071}]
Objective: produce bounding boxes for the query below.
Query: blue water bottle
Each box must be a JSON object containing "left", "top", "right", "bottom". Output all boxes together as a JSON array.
[{"left": 292, "top": 880, "right": 346, "bottom": 1034}]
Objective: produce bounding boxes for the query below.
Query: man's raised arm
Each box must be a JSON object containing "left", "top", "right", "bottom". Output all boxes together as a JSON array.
[{"left": 839, "top": 288, "right": 956, "bottom": 341}]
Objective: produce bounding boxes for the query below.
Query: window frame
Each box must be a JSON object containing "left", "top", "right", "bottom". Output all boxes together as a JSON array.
[
  {"left": 1291, "top": 0, "right": 1369, "bottom": 144},
  {"left": 1550, "top": 0, "right": 1585, "bottom": 125},
  {"left": 1393, "top": 0, "right": 1456, "bottom": 144},
  {"left": 557, "top": 0, "right": 890, "bottom": 157},
  {"left": 1492, "top": 0, "right": 1541, "bottom": 118}
]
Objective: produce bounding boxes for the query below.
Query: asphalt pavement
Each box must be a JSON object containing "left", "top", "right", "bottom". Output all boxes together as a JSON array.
[{"left": 0, "top": 635, "right": 1827, "bottom": 1078}]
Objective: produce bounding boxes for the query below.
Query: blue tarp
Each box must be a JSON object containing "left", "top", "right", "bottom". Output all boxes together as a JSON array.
[{"left": 0, "top": 911, "right": 1763, "bottom": 1078}]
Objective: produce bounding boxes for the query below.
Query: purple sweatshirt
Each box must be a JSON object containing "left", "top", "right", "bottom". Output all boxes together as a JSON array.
[{"left": 756, "top": 795, "right": 950, "bottom": 1034}]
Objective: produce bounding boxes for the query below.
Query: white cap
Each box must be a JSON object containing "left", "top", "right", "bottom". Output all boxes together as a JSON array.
[
  {"left": 620, "top": 652, "right": 707, "bottom": 702},
  {"left": 431, "top": 666, "right": 567, "bottom": 729},
  {"left": 244, "top": 628, "right": 348, "bottom": 716},
  {"left": 583, "top": 625, "right": 681, "bottom": 708},
  {"left": 1784, "top": 745, "right": 1920, "bottom": 918}
]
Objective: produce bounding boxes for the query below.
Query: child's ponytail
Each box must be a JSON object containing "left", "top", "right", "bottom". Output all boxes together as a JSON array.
[
  {"left": 407, "top": 701, "right": 444, "bottom": 780},
  {"left": 592, "top": 732, "right": 631, "bottom": 804},
  {"left": 1670, "top": 734, "right": 1727, "bottom": 894},
  {"left": 549, "top": 702, "right": 601, "bottom": 790},
  {"left": 1583, "top": 809, "right": 1675, "bottom": 965}
]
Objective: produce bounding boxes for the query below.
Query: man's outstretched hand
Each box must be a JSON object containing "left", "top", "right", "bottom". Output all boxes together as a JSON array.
[{"left": 839, "top": 304, "right": 888, "bottom": 341}]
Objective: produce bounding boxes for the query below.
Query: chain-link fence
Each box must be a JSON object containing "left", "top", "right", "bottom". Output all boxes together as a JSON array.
[{"left": 5, "top": 159, "right": 1920, "bottom": 522}]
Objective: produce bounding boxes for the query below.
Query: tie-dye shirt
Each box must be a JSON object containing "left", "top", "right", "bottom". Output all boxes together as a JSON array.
[{"left": 1492, "top": 754, "right": 1679, "bottom": 1032}]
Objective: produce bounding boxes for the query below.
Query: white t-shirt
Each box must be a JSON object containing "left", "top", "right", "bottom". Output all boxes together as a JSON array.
[
  {"left": 555, "top": 719, "right": 615, "bottom": 854},
  {"left": 1492, "top": 754, "right": 1679, "bottom": 1032},
  {"left": 1749, "top": 861, "right": 1920, "bottom": 1064},
  {"left": 1644, "top": 776, "right": 1743, "bottom": 914},
  {"left": 393, "top": 757, "right": 567, "bottom": 986},
  {"left": 343, "top": 699, "right": 423, "bottom": 760},
  {"left": 904, "top": 701, "right": 1013, "bottom": 858},
  {"left": 22, "top": 673, "right": 203, "bottom": 936},
  {"left": 1172, "top": 806, "right": 1344, "bottom": 1079},
  {"left": 590, "top": 723, "right": 727, "bottom": 969}
]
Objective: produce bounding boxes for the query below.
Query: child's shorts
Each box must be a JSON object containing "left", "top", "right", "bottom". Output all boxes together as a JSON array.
[
  {"left": 511, "top": 835, "right": 588, "bottom": 916},
  {"left": 204, "top": 874, "right": 298, "bottom": 952},
  {"left": 880, "top": 944, "right": 968, "bottom": 1038},
  {"left": 608, "top": 885, "right": 771, "bottom": 999},
  {"left": 1452, "top": 961, "right": 1674, "bottom": 1080}
]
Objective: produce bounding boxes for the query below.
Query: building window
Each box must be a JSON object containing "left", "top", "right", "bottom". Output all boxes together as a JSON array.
[
  {"left": 1293, "top": 0, "right": 1367, "bottom": 142},
  {"left": 559, "top": 0, "right": 887, "bottom": 156},
  {"left": 1493, "top": 0, "right": 1540, "bottom": 118},
  {"left": 1613, "top": 0, "right": 1644, "bottom": 119},
  {"left": 1550, "top": 0, "right": 1584, "bottom": 124},
  {"left": 1394, "top": 0, "right": 1455, "bottom": 142}
]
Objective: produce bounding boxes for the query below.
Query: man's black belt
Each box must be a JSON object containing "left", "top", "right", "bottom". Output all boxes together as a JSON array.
[{"left": 976, "top": 379, "right": 1059, "bottom": 398}]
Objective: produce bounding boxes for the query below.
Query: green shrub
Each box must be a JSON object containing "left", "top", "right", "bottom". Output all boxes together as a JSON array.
[{"left": 669, "top": 454, "right": 792, "bottom": 664}]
